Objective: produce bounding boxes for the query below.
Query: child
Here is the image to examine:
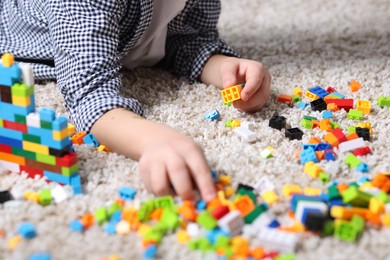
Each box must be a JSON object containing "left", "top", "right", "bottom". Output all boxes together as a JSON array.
[{"left": 0, "top": 0, "right": 271, "bottom": 202}]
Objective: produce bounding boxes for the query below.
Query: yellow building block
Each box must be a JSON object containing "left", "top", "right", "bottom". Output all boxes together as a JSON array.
[
  {"left": 221, "top": 84, "right": 243, "bottom": 103},
  {"left": 53, "top": 128, "right": 69, "bottom": 141},
  {"left": 331, "top": 205, "right": 370, "bottom": 220},
  {"left": 369, "top": 197, "right": 384, "bottom": 215},
  {"left": 356, "top": 122, "right": 373, "bottom": 134},
  {"left": 2, "top": 53, "right": 14, "bottom": 67},
  {"left": 261, "top": 190, "right": 279, "bottom": 206},
  {"left": 217, "top": 190, "right": 228, "bottom": 205},
  {"left": 24, "top": 190, "right": 40, "bottom": 203},
  {"left": 304, "top": 91, "right": 319, "bottom": 101},
  {"left": 356, "top": 100, "right": 371, "bottom": 115},
  {"left": 22, "top": 141, "right": 49, "bottom": 155},
  {"left": 381, "top": 213, "right": 390, "bottom": 228},
  {"left": 67, "top": 123, "right": 76, "bottom": 136},
  {"left": 293, "top": 87, "right": 303, "bottom": 96},
  {"left": 304, "top": 161, "right": 323, "bottom": 178},
  {"left": 7, "top": 235, "right": 22, "bottom": 250},
  {"left": 97, "top": 145, "right": 110, "bottom": 152},
  {"left": 230, "top": 119, "right": 241, "bottom": 128},
  {"left": 224, "top": 186, "right": 235, "bottom": 199},
  {"left": 282, "top": 184, "right": 302, "bottom": 198},
  {"left": 137, "top": 224, "right": 152, "bottom": 237},
  {"left": 218, "top": 175, "right": 232, "bottom": 186},
  {"left": 176, "top": 230, "right": 191, "bottom": 244},
  {"left": 319, "top": 119, "right": 332, "bottom": 132},
  {"left": 304, "top": 187, "right": 322, "bottom": 196},
  {"left": 11, "top": 95, "right": 31, "bottom": 106}
]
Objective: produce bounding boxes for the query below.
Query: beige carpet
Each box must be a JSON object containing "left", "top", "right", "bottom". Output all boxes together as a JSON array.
[{"left": 1, "top": 0, "right": 390, "bottom": 259}]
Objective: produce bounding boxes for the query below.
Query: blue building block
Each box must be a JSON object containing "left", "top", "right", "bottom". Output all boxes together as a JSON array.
[
  {"left": 291, "top": 194, "right": 327, "bottom": 212},
  {"left": 44, "top": 170, "right": 71, "bottom": 185},
  {"left": 104, "top": 222, "right": 116, "bottom": 235},
  {"left": 52, "top": 116, "right": 68, "bottom": 131},
  {"left": 297, "top": 101, "right": 308, "bottom": 109},
  {"left": 300, "top": 147, "right": 319, "bottom": 164},
  {"left": 28, "top": 126, "right": 71, "bottom": 150},
  {"left": 325, "top": 150, "right": 336, "bottom": 161},
  {"left": 0, "top": 96, "right": 35, "bottom": 115},
  {"left": 0, "top": 63, "right": 21, "bottom": 86},
  {"left": 29, "top": 253, "right": 51, "bottom": 260},
  {"left": 309, "top": 86, "right": 330, "bottom": 99},
  {"left": 302, "top": 144, "right": 317, "bottom": 151},
  {"left": 329, "top": 198, "right": 345, "bottom": 208},
  {"left": 356, "top": 163, "right": 370, "bottom": 173},
  {"left": 83, "top": 133, "right": 99, "bottom": 147},
  {"left": 322, "top": 110, "right": 333, "bottom": 119},
  {"left": 70, "top": 174, "right": 82, "bottom": 194},
  {"left": 69, "top": 220, "right": 84, "bottom": 232},
  {"left": 196, "top": 199, "right": 207, "bottom": 210},
  {"left": 18, "top": 222, "right": 36, "bottom": 239},
  {"left": 204, "top": 109, "right": 221, "bottom": 121},
  {"left": 118, "top": 187, "right": 137, "bottom": 201},
  {"left": 315, "top": 143, "right": 331, "bottom": 151},
  {"left": 357, "top": 175, "right": 370, "bottom": 185},
  {"left": 0, "top": 127, "right": 23, "bottom": 141},
  {"left": 0, "top": 135, "right": 23, "bottom": 148},
  {"left": 267, "top": 219, "right": 280, "bottom": 228},
  {"left": 110, "top": 210, "right": 122, "bottom": 224},
  {"left": 39, "top": 108, "right": 56, "bottom": 122},
  {"left": 206, "top": 228, "right": 229, "bottom": 244},
  {"left": 0, "top": 110, "right": 17, "bottom": 121},
  {"left": 144, "top": 244, "right": 158, "bottom": 259}
]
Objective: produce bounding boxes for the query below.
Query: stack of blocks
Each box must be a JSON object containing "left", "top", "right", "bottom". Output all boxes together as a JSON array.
[{"left": 0, "top": 54, "right": 81, "bottom": 194}]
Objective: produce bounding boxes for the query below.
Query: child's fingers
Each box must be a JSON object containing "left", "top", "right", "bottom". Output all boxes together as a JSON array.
[
  {"left": 166, "top": 154, "right": 196, "bottom": 201},
  {"left": 185, "top": 148, "right": 216, "bottom": 202},
  {"left": 220, "top": 60, "right": 238, "bottom": 88},
  {"left": 241, "top": 63, "right": 265, "bottom": 101},
  {"left": 150, "top": 163, "right": 174, "bottom": 196}
]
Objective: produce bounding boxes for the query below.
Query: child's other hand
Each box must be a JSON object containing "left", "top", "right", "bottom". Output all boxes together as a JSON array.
[
  {"left": 220, "top": 57, "right": 271, "bottom": 112},
  {"left": 138, "top": 124, "right": 216, "bottom": 202}
]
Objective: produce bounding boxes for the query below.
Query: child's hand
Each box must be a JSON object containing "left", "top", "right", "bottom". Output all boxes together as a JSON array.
[
  {"left": 201, "top": 55, "right": 271, "bottom": 113},
  {"left": 220, "top": 57, "right": 271, "bottom": 112},
  {"left": 91, "top": 109, "right": 216, "bottom": 202}
]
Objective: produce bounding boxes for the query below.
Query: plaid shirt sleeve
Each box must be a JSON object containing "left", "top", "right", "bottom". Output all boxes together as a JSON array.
[
  {"left": 45, "top": 0, "right": 144, "bottom": 132},
  {"left": 163, "top": 0, "right": 240, "bottom": 82}
]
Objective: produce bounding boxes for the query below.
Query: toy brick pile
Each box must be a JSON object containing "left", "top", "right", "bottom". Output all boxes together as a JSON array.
[{"left": 0, "top": 53, "right": 81, "bottom": 194}]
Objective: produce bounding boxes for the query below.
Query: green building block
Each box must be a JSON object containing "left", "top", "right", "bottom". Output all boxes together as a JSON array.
[
  {"left": 344, "top": 153, "right": 361, "bottom": 168},
  {"left": 152, "top": 222, "right": 168, "bottom": 236},
  {"left": 327, "top": 185, "right": 341, "bottom": 200},
  {"left": 330, "top": 121, "right": 340, "bottom": 129},
  {"left": 154, "top": 196, "right": 175, "bottom": 210},
  {"left": 108, "top": 202, "right": 123, "bottom": 217},
  {"left": 36, "top": 153, "right": 56, "bottom": 165},
  {"left": 214, "top": 235, "right": 231, "bottom": 248},
  {"left": 94, "top": 207, "right": 108, "bottom": 225},
  {"left": 301, "top": 119, "right": 313, "bottom": 129},
  {"left": 350, "top": 215, "right": 365, "bottom": 234},
  {"left": 137, "top": 199, "right": 154, "bottom": 221},
  {"left": 342, "top": 186, "right": 372, "bottom": 208},
  {"left": 11, "top": 83, "right": 34, "bottom": 97},
  {"left": 334, "top": 221, "right": 359, "bottom": 242},
  {"left": 22, "top": 133, "right": 41, "bottom": 143},
  {"left": 61, "top": 163, "right": 79, "bottom": 176},
  {"left": 237, "top": 189, "right": 256, "bottom": 203},
  {"left": 347, "top": 126, "right": 356, "bottom": 133},
  {"left": 292, "top": 94, "right": 301, "bottom": 103},
  {"left": 225, "top": 119, "right": 233, "bottom": 128},
  {"left": 303, "top": 115, "right": 318, "bottom": 121},
  {"left": 377, "top": 191, "right": 389, "bottom": 203},
  {"left": 39, "top": 189, "right": 52, "bottom": 206},
  {"left": 319, "top": 172, "right": 330, "bottom": 184},
  {"left": 144, "top": 230, "right": 163, "bottom": 244},
  {"left": 275, "top": 253, "right": 295, "bottom": 260},
  {"left": 348, "top": 109, "right": 363, "bottom": 120},
  {"left": 322, "top": 220, "right": 335, "bottom": 236},
  {"left": 0, "top": 119, "right": 3, "bottom": 127},
  {"left": 196, "top": 211, "right": 217, "bottom": 230},
  {"left": 377, "top": 96, "right": 390, "bottom": 108},
  {"left": 12, "top": 147, "right": 36, "bottom": 160},
  {"left": 40, "top": 120, "right": 52, "bottom": 130},
  {"left": 188, "top": 237, "right": 213, "bottom": 251},
  {"left": 160, "top": 208, "right": 180, "bottom": 230},
  {"left": 14, "top": 114, "right": 26, "bottom": 124},
  {"left": 244, "top": 204, "right": 267, "bottom": 224}
]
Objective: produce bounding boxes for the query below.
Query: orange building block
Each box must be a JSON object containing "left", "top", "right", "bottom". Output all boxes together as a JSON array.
[
  {"left": 221, "top": 84, "right": 243, "bottom": 103},
  {"left": 177, "top": 201, "right": 197, "bottom": 222},
  {"left": 234, "top": 195, "right": 255, "bottom": 217},
  {"left": 277, "top": 94, "right": 293, "bottom": 104},
  {"left": 346, "top": 132, "right": 360, "bottom": 141},
  {"left": 319, "top": 119, "right": 332, "bottom": 132},
  {"left": 71, "top": 132, "right": 87, "bottom": 145},
  {"left": 80, "top": 213, "right": 94, "bottom": 228},
  {"left": 324, "top": 132, "right": 339, "bottom": 147},
  {"left": 308, "top": 137, "right": 321, "bottom": 144},
  {"left": 350, "top": 80, "right": 361, "bottom": 92},
  {"left": 327, "top": 103, "right": 339, "bottom": 111}
]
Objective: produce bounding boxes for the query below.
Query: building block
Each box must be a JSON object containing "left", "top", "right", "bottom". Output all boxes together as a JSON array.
[
  {"left": 356, "top": 100, "right": 371, "bottom": 115},
  {"left": 348, "top": 109, "right": 363, "bottom": 120},
  {"left": 293, "top": 87, "right": 303, "bottom": 96},
  {"left": 338, "top": 137, "right": 365, "bottom": 153},
  {"left": 377, "top": 96, "right": 390, "bottom": 108},
  {"left": 0, "top": 54, "right": 81, "bottom": 194},
  {"left": 118, "top": 187, "right": 137, "bottom": 201},
  {"left": 285, "top": 127, "right": 303, "bottom": 140},
  {"left": 355, "top": 127, "right": 370, "bottom": 141},
  {"left": 269, "top": 115, "right": 286, "bottom": 130},
  {"left": 304, "top": 91, "right": 319, "bottom": 101},
  {"left": 325, "top": 99, "right": 354, "bottom": 112},
  {"left": 204, "top": 109, "right": 220, "bottom": 121},
  {"left": 309, "top": 86, "right": 330, "bottom": 99},
  {"left": 221, "top": 84, "right": 243, "bottom": 104},
  {"left": 234, "top": 124, "right": 256, "bottom": 142},
  {"left": 311, "top": 98, "right": 327, "bottom": 111},
  {"left": 349, "top": 80, "right": 361, "bottom": 92},
  {"left": 304, "top": 161, "right": 323, "bottom": 178},
  {"left": 18, "top": 222, "right": 36, "bottom": 239},
  {"left": 277, "top": 94, "right": 293, "bottom": 104}
]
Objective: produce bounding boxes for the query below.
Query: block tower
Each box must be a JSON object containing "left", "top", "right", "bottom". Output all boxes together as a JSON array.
[{"left": 0, "top": 54, "right": 81, "bottom": 194}]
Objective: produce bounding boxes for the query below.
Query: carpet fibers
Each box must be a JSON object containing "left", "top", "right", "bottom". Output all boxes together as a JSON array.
[{"left": 1, "top": 0, "right": 390, "bottom": 259}]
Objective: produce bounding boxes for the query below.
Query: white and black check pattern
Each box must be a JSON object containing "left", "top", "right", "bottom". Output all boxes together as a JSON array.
[{"left": 0, "top": 0, "right": 239, "bottom": 132}]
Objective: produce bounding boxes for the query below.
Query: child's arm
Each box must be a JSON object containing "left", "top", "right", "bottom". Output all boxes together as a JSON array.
[{"left": 91, "top": 108, "right": 216, "bottom": 202}]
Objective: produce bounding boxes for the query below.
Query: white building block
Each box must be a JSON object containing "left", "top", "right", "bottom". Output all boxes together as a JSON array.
[
  {"left": 186, "top": 222, "right": 201, "bottom": 237},
  {"left": 338, "top": 137, "right": 365, "bottom": 153},
  {"left": 251, "top": 211, "right": 277, "bottom": 231},
  {"left": 51, "top": 185, "right": 69, "bottom": 203},
  {"left": 217, "top": 210, "right": 244, "bottom": 236},
  {"left": 324, "top": 161, "right": 339, "bottom": 176},
  {"left": 240, "top": 122, "right": 255, "bottom": 131},
  {"left": 256, "top": 228, "right": 299, "bottom": 253},
  {"left": 234, "top": 125, "right": 256, "bottom": 142},
  {"left": 0, "top": 159, "right": 20, "bottom": 173},
  {"left": 26, "top": 112, "right": 41, "bottom": 128},
  {"left": 10, "top": 188, "right": 24, "bottom": 200},
  {"left": 19, "top": 62, "right": 35, "bottom": 86}
]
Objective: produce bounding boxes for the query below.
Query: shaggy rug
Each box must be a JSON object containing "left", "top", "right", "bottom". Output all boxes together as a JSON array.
[{"left": 1, "top": 0, "right": 390, "bottom": 259}]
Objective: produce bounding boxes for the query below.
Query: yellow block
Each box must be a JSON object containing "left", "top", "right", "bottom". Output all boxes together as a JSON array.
[
  {"left": 221, "top": 84, "right": 243, "bottom": 103},
  {"left": 23, "top": 141, "right": 49, "bottom": 155},
  {"left": 304, "top": 91, "right": 319, "bottom": 101},
  {"left": 261, "top": 190, "right": 279, "bottom": 206},
  {"left": 53, "top": 128, "right": 69, "bottom": 141},
  {"left": 2, "top": 53, "right": 14, "bottom": 67},
  {"left": 304, "top": 161, "right": 323, "bottom": 178},
  {"left": 381, "top": 213, "right": 390, "bottom": 228},
  {"left": 11, "top": 95, "right": 31, "bottom": 106},
  {"left": 369, "top": 197, "right": 384, "bottom": 215},
  {"left": 356, "top": 121, "right": 373, "bottom": 134},
  {"left": 7, "top": 235, "right": 22, "bottom": 250},
  {"left": 303, "top": 187, "right": 322, "bottom": 196},
  {"left": 224, "top": 186, "right": 235, "bottom": 199},
  {"left": 67, "top": 123, "right": 76, "bottom": 136},
  {"left": 97, "top": 145, "right": 110, "bottom": 152},
  {"left": 293, "top": 87, "right": 303, "bottom": 96},
  {"left": 282, "top": 184, "right": 302, "bottom": 198},
  {"left": 218, "top": 175, "right": 232, "bottom": 186},
  {"left": 137, "top": 224, "right": 152, "bottom": 237},
  {"left": 176, "top": 230, "right": 191, "bottom": 244},
  {"left": 356, "top": 100, "right": 371, "bottom": 115}
]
